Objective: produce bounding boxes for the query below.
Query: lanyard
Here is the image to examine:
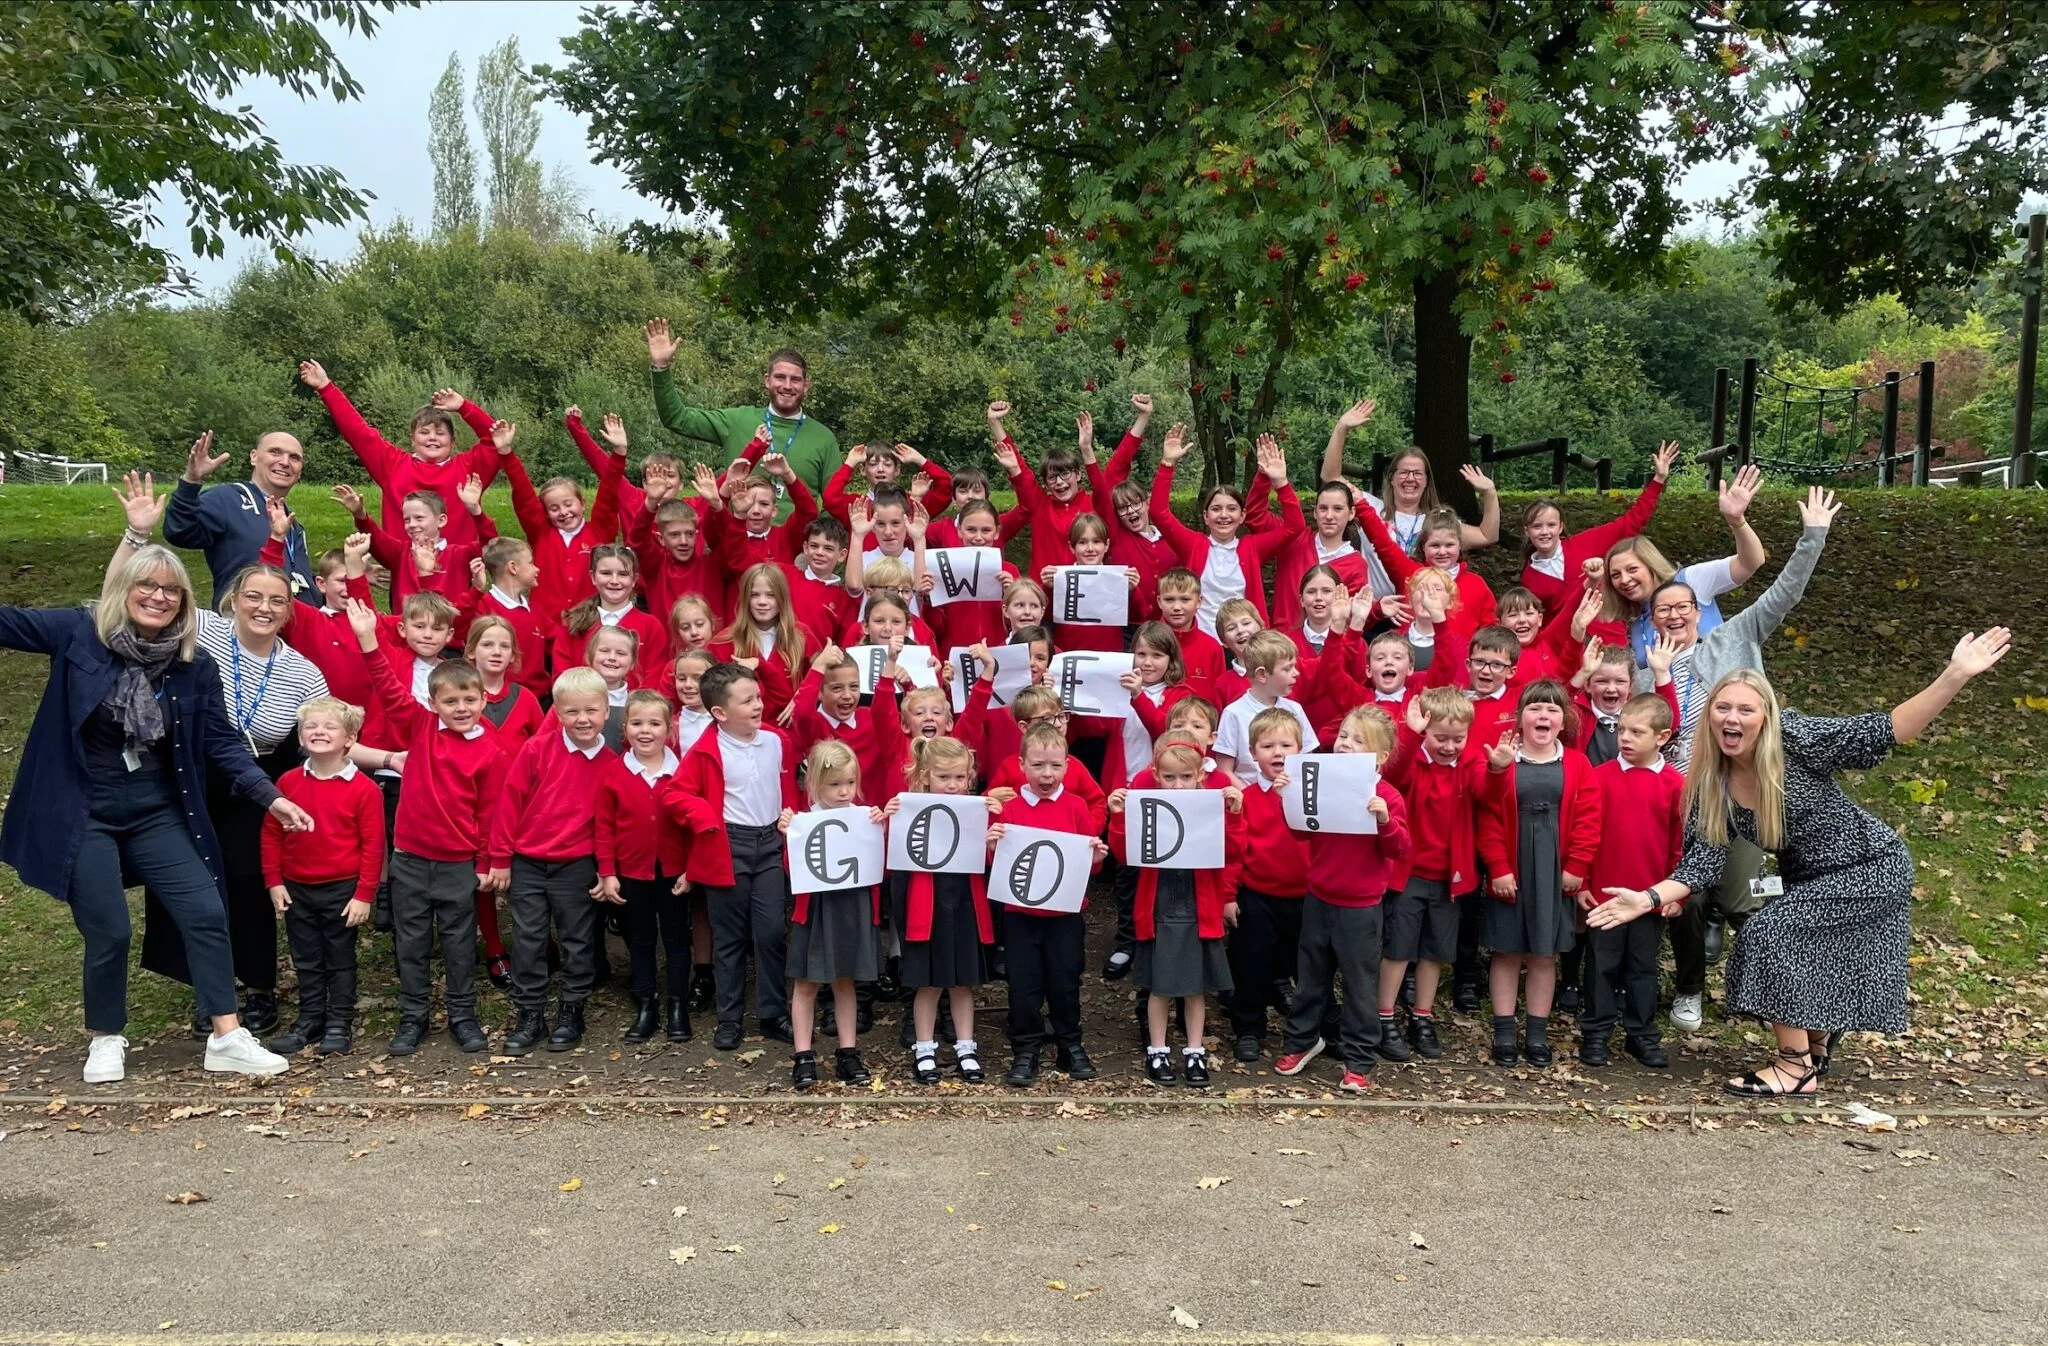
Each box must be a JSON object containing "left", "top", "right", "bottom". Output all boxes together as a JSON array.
[
  {"left": 761, "top": 408, "right": 805, "bottom": 460},
  {"left": 1390, "top": 513, "right": 1422, "bottom": 552},
  {"left": 228, "top": 638, "right": 278, "bottom": 735}
]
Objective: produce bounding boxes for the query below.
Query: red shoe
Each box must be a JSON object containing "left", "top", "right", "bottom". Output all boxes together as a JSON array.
[
  {"left": 487, "top": 955, "right": 511, "bottom": 990},
  {"left": 1339, "top": 1070, "right": 1373, "bottom": 1093},
  {"left": 1274, "top": 1038, "right": 1324, "bottom": 1076}
]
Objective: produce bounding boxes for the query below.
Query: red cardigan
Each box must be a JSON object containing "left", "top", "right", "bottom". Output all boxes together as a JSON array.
[
  {"left": 1356, "top": 502, "right": 1497, "bottom": 637},
  {"left": 1149, "top": 461, "right": 1305, "bottom": 623},
  {"left": 1109, "top": 783, "right": 1245, "bottom": 939},
  {"left": 1385, "top": 723, "right": 1488, "bottom": 895},
  {"left": 901, "top": 871, "right": 994, "bottom": 944},
  {"left": 1475, "top": 748, "right": 1603, "bottom": 898},
  {"left": 595, "top": 752, "right": 690, "bottom": 881},
  {"left": 662, "top": 723, "right": 801, "bottom": 887},
  {"left": 1519, "top": 478, "right": 1666, "bottom": 616},
  {"left": 1101, "top": 680, "right": 1192, "bottom": 792}
]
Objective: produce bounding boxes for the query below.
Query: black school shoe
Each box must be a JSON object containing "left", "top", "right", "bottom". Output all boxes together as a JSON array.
[
  {"left": 388, "top": 1017, "right": 428, "bottom": 1056},
  {"left": 760, "top": 1017, "right": 795, "bottom": 1044},
  {"left": 1144, "top": 1052, "right": 1178, "bottom": 1087},
  {"left": 1624, "top": 1036, "right": 1670, "bottom": 1069},
  {"left": 450, "top": 1018, "right": 489, "bottom": 1053},
  {"left": 712, "top": 1021, "right": 743, "bottom": 1051},
  {"left": 486, "top": 955, "right": 512, "bottom": 990},
  {"left": 1578, "top": 1031, "right": 1612, "bottom": 1067},
  {"left": 1005, "top": 1046, "right": 1040, "bottom": 1088},
  {"left": 546, "top": 1002, "right": 586, "bottom": 1051},
  {"left": 1408, "top": 1016, "right": 1443, "bottom": 1059},
  {"left": 1554, "top": 984, "right": 1581, "bottom": 1017},
  {"left": 1234, "top": 1034, "right": 1263, "bottom": 1064},
  {"left": 1453, "top": 983, "right": 1482, "bottom": 1013},
  {"left": 835, "top": 1047, "right": 871, "bottom": 1085},
  {"left": 792, "top": 1050, "right": 819, "bottom": 1091},
  {"left": 665, "top": 997, "right": 692, "bottom": 1042},
  {"left": 1376, "top": 1017, "right": 1411, "bottom": 1062},
  {"left": 239, "top": 991, "right": 280, "bottom": 1037},
  {"left": 317, "top": 1020, "right": 354, "bottom": 1056},
  {"left": 1056, "top": 1044, "right": 1098, "bottom": 1080},
  {"left": 912, "top": 1051, "right": 943, "bottom": 1085},
  {"left": 1102, "top": 949, "right": 1134, "bottom": 981},
  {"left": 266, "top": 1018, "right": 325, "bottom": 1056},
  {"left": 954, "top": 1043, "right": 985, "bottom": 1084},
  {"left": 1489, "top": 1015, "right": 1519, "bottom": 1067},
  {"left": 504, "top": 1009, "right": 548, "bottom": 1055},
  {"left": 1181, "top": 1050, "right": 1212, "bottom": 1088},
  {"left": 687, "top": 965, "right": 716, "bottom": 1014}
]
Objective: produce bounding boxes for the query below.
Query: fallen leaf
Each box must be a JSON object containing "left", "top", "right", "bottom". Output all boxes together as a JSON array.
[
  {"left": 827, "top": 1177, "right": 847, "bottom": 1191},
  {"left": 1394, "top": 1273, "right": 1409, "bottom": 1283},
  {"left": 851, "top": 1153, "right": 870, "bottom": 1169},
  {"left": 158, "top": 1322, "right": 177, "bottom": 1331},
  {"left": 669, "top": 1247, "right": 696, "bottom": 1265},
  {"left": 166, "top": 1191, "right": 208, "bottom": 1205},
  {"left": 1170, "top": 1305, "right": 1200, "bottom": 1329},
  {"left": 718, "top": 1244, "right": 744, "bottom": 1255},
  {"left": 1195, "top": 1175, "right": 1231, "bottom": 1190},
  {"left": 1711, "top": 1205, "right": 1734, "bottom": 1215},
  {"left": 965, "top": 1223, "right": 982, "bottom": 1232},
  {"left": 818, "top": 1223, "right": 842, "bottom": 1235},
  {"left": 558, "top": 1178, "right": 582, "bottom": 1193},
  {"left": 1045, "top": 1279, "right": 1067, "bottom": 1291},
  {"left": 1276, "top": 1148, "right": 1314, "bottom": 1156},
  {"left": 1279, "top": 1198, "right": 1306, "bottom": 1208},
  {"left": 1894, "top": 1225, "right": 1922, "bottom": 1234},
  {"left": 464, "top": 1103, "right": 490, "bottom": 1119},
  {"left": 1408, "top": 1231, "right": 1429, "bottom": 1249},
  {"left": 1892, "top": 1149, "right": 1937, "bottom": 1161},
  {"left": 736, "top": 1049, "right": 764, "bottom": 1065},
  {"left": 671, "top": 1205, "right": 689, "bottom": 1218},
  {"left": 773, "top": 1171, "right": 787, "bottom": 1185}
]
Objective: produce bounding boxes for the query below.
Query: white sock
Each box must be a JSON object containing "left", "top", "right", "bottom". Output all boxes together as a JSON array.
[
  {"left": 1147, "top": 1045, "right": 1168, "bottom": 1060},
  {"left": 913, "top": 1039, "right": 938, "bottom": 1059},
  {"left": 1182, "top": 1045, "right": 1206, "bottom": 1059},
  {"left": 953, "top": 1038, "right": 977, "bottom": 1057}
]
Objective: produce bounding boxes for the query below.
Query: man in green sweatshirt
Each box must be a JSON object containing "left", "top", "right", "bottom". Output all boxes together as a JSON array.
[{"left": 644, "top": 319, "right": 843, "bottom": 514}]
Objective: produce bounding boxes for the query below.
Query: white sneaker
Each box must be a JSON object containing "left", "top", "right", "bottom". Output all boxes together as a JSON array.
[
  {"left": 204, "top": 1026, "right": 290, "bottom": 1076},
  {"left": 1670, "top": 993, "right": 1704, "bottom": 1032},
  {"left": 83, "top": 1034, "right": 127, "bottom": 1084}
]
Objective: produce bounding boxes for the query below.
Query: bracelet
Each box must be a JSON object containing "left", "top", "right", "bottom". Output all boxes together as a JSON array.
[{"left": 122, "top": 529, "right": 151, "bottom": 547}]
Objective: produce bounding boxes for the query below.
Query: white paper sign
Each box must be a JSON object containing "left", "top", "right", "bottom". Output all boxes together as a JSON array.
[
  {"left": 1050, "top": 565, "right": 1129, "bottom": 627},
  {"left": 1123, "top": 789, "right": 1226, "bottom": 869},
  {"left": 1050, "top": 650, "right": 1134, "bottom": 720},
  {"left": 949, "top": 643, "right": 1035, "bottom": 713},
  {"left": 924, "top": 547, "right": 1005, "bottom": 606},
  {"left": 785, "top": 807, "right": 887, "bottom": 895},
  {"left": 844, "top": 643, "right": 939, "bottom": 694},
  {"left": 987, "top": 823, "right": 1093, "bottom": 914},
  {"left": 1280, "top": 752, "right": 1380, "bottom": 834},
  {"left": 886, "top": 792, "right": 990, "bottom": 875}
]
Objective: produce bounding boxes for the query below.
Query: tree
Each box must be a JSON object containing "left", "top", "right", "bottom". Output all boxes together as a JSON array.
[
  {"left": 473, "top": 37, "right": 582, "bottom": 243},
  {"left": 428, "top": 53, "right": 480, "bottom": 236},
  {"left": 545, "top": 1, "right": 2048, "bottom": 495},
  {"left": 0, "top": 0, "right": 406, "bottom": 320}
]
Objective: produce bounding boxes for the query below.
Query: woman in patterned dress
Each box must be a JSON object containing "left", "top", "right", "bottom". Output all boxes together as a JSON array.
[{"left": 1587, "top": 630, "right": 2012, "bottom": 1097}]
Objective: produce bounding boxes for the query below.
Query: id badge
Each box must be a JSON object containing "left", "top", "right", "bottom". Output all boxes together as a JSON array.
[
  {"left": 122, "top": 746, "right": 142, "bottom": 773},
  {"left": 1750, "top": 873, "right": 1784, "bottom": 900}
]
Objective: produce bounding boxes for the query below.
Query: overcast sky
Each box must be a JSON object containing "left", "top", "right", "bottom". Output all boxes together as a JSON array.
[{"left": 153, "top": 1, "right": 1781, "bottom": 298}]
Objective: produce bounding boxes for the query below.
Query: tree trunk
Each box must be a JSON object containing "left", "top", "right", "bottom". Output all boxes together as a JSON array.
[{"left": 1412, "top": 268, "right": 1476, "bottom": 513}]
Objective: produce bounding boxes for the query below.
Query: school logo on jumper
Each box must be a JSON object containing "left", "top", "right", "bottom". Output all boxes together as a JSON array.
[{"left": 1124, "top": 790, "right": 1226, "bottom": 869}]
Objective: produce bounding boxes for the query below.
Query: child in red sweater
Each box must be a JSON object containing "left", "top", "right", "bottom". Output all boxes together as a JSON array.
[
  {"left": 467, "top": 537, "right": 551, "bottom": 701},
  {"left": 1577, "top": 692, "right": 1685, "bottom": 1069},
  {"left": 553, "top": 544, "right": 670, "bottom": 692},
  {"left": 1518, "top": 440, "right": 1677, "bottom": 615},
  {"left": 718, "top": 454, "right": 820, "bottom": 590},
  {"left": 988, "top": 723, "right": 1108, "bottom": 1086},
  {"left": 629, "top": 485, "right": 728, "bottom": 629},
  {"left": 919, "top": 500, "right": 1015, "bottom": 650},
  {"left": 710, "top": 562, "right": 816, "bottom": 723},
  {"left": 989, "top": 401, "right": 1096, "bottom": 579},
  {"left": 1108, "top": 739, "right": 1246, "bottom": 1088},
  {"left": 300, "top": 359, "right": 501, "bottom": 548},
  {"left": 785, "top": 515, "right": 853, "bottom": 638},
  {"left": 468, "top": 615, "right": 544, "bottom": 748},
  {"left": 792, "top": 643, "right": 904, "bottom": 804},
  {"left": 346, "top": 599, "right": 506, "bottom": 1057},
  {"left": 1154, "top": 569, "right": 1226, "bottom": 706},
  {"left": 1381, "top": 688, "right": 1487, "bottom": 1060},
  {"left": 261, "top": 698, "right": 385, "bottom": 1057},
  {"left": 488, "top": 666, "right": 618, "bottom": 1055},
  {"left": 1150, "top": 427, "right": 1306, "bottom": 632},
  {"left": 494, "top": 416, "right": 624, "bottom": 630},
  {"left": 596, "top": 690, "right": 694, "bottom": 1046},
  {"left": 1476, "top": 680, "right": 1604, "bottom": 1068},
  {"left": 339, "top": 485, "right": 480, "bottom": 610},
  {"left": 1272, "top": 706, "right": 1412, "bottom": 1092},
  {"left": 1226, "top": 708, "right": 1314, "bottom": 1064}
]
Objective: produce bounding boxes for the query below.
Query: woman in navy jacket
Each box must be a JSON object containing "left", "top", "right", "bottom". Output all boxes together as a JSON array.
[{"left": 0, "top": 528, "right": 314, "bottom": 1084}]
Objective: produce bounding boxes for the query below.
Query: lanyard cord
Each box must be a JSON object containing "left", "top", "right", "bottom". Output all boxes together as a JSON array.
[{"left": 228, "top": 638, "right": 278, "bottom": 733}]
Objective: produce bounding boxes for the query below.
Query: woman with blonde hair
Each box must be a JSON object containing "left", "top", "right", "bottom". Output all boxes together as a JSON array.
[
  {"left": 2, "top": 474, "right": 315, "bottom": 1084},
  {"left": 1598, "top": 463, "right": 1766, "bottom": 662},
  {"left": 1589, "top": 629, "right": 2012, "bottom": 1096}
]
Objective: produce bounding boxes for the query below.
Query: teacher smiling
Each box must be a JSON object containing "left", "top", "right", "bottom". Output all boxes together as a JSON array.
[{"left": 0, "top": 486, "right": 316, "bottom": 1085}]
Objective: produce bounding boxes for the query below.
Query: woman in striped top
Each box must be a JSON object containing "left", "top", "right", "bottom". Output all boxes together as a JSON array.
[{"left": 111, "top": 477, "right": 330, "bottom": 1036}]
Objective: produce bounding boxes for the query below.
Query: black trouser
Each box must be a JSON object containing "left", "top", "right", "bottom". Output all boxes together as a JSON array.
[
  {"left": 389, "top": 850, "right": 480, "bottom": 1023},
  {"left": 1228, "top": 887, "right": 1305, "bottom": 1038},
  {"left": 70, "top": 765, "right": 238, "bottom": 1033},
  {"left": 1583, "top": 916, "right": 1663, "bottom": 1041},
  {"left": 371, "top": 772, "right": 402, "bottom": 927},
  {"left": 1671, "top": 837, "right": 1765, "bottom": 996},
  {"left": 283, "top": 878, "right": 361, "bottom": 1025},
  {"left": 1557, "top": 940, "right": 1587, "bottom": 1002},
  {"left": 706, "top": 824, "right": 789, "bottom": 1028},
  {"left": 1284, "top": 897, "right": 1382, "bottom": 1072},
  {"left": 508, "top": 855, "right": 599, "bottom": 1011},
  {"left": 207, "top": 747, "right": 296, "bottom": 993},
  {"left": 622, "top": 870, "right": 691, "bottom": 1000},
  {"left": 1108, "top": 857, "right": 1139, "bottom": 958},
  {"left": 1005, "top": 911, "right": 1085, "bottom": 1050},
  {"left": 1453, "top": 884, "right": 1487, "bottom": 992}
]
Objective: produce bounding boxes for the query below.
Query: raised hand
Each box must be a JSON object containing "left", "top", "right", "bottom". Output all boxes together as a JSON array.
[
  {"left": 1571, "top": 583, "right": 1603, "bottom": 639},
  {"left": 1416, "top": 584, "right": 1448, "bottom": 625},
  {"left": 490, "top": 419, "right": 516, "bottom": 454},
  {"left": 1458, "top": 463, "right": 1496, "bottom": 495},
  {"left": 843, "top": 442, "right": 869, "bottom": 473},
  {"left": 296, "top": 359, "right": 329, "bottom": 390},
  {"left": 1379, "top": 594, "right": 1413, "bottom": 626},
  {"left": 1947, "top": 627, "right": 2013, "bottom": 680},
  {"left": 1222, "top": 784, "right": 1245, "bottom": 814},
  {"left": 599, "top": 413, "right": 629, "bottom": 454},
  {"left": 344, "top": 597, "right": 380, "bottom": 646},
  {"left": 1130, "top": 392, "right": 1154, "bottom": 415},
  {"left": 1718, "top": 463, "right": 1761, "bottom": 521},
  {"left": 691, "top": 463, "right": 721, "bottom": 504},
  {"left": 1256, "top": 433, "right": 1287, "bottom": 484},
  {"left": 265, "top": 495, "right": 292, "bottom": 542},
  {"left": 1652, "top": 439, "right": 1681, "bottom": 482},
  {"left": 182, "top": 429, "right": 230, "bottom": 484},
  {"left": 760, "top": 452, "right": 793, "bottom": 482},
  {"left": 430, "top": 388, "right": 464, "bottom": 412},
  {"left": 468, "top": 556, "right": 489, "bottom": 592},
  {"left": 1646, "top": 633, "right": 1677, "bottom": 678},
  {"left": 456, "top": 473, "right": 485, "bottom": 515},
  {"left": 1328, "top": 590, "right": 1354, "bottom": 631},
  {"left": 1797, "top": 485, "right": 1842, "bottom": 530},
  {"left": 645, "top": 318, "right": 678, "bottom": 371},
  {"left": 412, "top": 540, "right": 441, "bottom": 578},
  {"left": 848, "top": 496, "right": 872, "bottom": 537},
  {"left": 1076, "top": 411, "right": 1095, "bottom": 461},
  {"left": 1404, "top": 697, "right": 1428, "bottom": 735},
  {"left": 1160, "top": 422, "right": 1190, "bottom": 466},
  {"left": 1338, "top": 396, "right": 1376, "bottom": 429},
  {"left": 908, "top": 470, "right": 933, "bottom": 501},
  {"left": 343, "top": 532, "right": 372, "bottom": 566},
  {"left": 908, "top": 498, "right": 930, "bottom": 539},
  {"left": 331, "top": 483, "right": 367, "bottom": 519},
  {"left": 892, "top": 441, "right": 926, "bottom": 467},
  {"left": 985, "top": 400, "right": 1011, "bottom": 432},
  {"left": 1484, "top": 729, "right": 1518, "bottom": 771},
  {"left": 990, "top": 435, "right": 1020, "bottom": 474},
  {"left": 113, "top": 470, "right": 166, "bottom": 535}
]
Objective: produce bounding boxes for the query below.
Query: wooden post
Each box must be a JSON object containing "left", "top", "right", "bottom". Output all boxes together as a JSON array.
[
  {"left": 2012, "top": 212, "right": 2044, "bottom": 488},
  {"left": 1736, "top": 357, "right": 1758, "bottom": 467},
  {"left": 1913, "top": 360, "right": 1934, "bottom": 487},
  {"left": 1595, "top": 457, "right": 1612, "bottom": 491},
  {"left": 1706, "top": 366, "right": 1730, "bottom": 491},
  {"left": 1879, "top": 371, "right": 1900, "bottom": 486},
  {"left": 1550, "top": 437, "right": 1567, "bottom": 490}
]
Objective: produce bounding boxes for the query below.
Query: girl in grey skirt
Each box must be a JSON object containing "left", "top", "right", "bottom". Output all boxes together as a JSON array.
[
  {"left": 1109, "top": 741, "right": 1243, "bottom": 1089},
  {"left": 779, "top": 742, "right": 883, "bottom": 1090}
]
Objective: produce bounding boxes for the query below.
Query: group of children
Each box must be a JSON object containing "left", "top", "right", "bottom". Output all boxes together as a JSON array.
[{"left": 255, "top": 365, "right": 1701, "bottom": 1090}]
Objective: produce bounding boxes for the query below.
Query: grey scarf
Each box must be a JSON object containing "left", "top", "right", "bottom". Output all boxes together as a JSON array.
[{"left": 102, "top": 628, "right": 182, "bottom": 745}]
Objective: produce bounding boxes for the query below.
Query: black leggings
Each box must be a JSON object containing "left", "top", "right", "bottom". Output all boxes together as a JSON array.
[{"left": 622, "top": 871, "right": 692, "bottom": 1000}]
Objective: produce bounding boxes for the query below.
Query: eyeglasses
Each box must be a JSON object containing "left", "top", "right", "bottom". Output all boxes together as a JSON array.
[
  {"left": 1652, "top": 602, "right": 1697, "bottom": 618},
  {"left": 131, "top": 581, "right": 183, "bottom": 599},
  {"left": 1024, "top": 712, "right": 1069, "bottom": 727},
  {"left": 1468, "top": 657, "right": 1512, "bottom": 673}
]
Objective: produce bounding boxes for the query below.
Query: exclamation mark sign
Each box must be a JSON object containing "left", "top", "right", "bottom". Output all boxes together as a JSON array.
[{"left": 1301, "top": 760, "right": 1321, "bottom": 832}]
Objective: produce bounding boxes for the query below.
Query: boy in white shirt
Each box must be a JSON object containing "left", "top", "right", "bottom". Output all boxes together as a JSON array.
[{"left": 1214, "top": 630, "right": 1319, "bottom": 782}]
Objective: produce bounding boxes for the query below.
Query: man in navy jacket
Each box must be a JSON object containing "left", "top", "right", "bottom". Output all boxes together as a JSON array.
[{"left": 164, "top": 429, "right": 314, "bottom": 599}]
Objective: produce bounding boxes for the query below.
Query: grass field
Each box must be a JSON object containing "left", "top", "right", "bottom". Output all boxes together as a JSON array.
[{"left": 1, "top": 478, "right": 2044, "bottom": 1054}]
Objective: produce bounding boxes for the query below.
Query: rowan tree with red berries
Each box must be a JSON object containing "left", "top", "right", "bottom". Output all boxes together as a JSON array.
[{"left": 545, "top": 1, "right": 2048, "bottom": 494}]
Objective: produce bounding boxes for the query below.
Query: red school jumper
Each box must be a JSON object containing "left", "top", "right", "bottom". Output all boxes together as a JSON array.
[
  {"left": 487, "top": 730, "right": 617, "bottom": 870},
  {"left": 1003, "top": 785, "right": 1102, "bottom": 916},
  {"left": 1355, "top": 502, "right": 1498, "bottom": 638},
  {"left": 319, "top": 382, "right": 502, "bottom": 549},
  {"left": 1585, "top": 758, "right": 1687, "bottom": 908},
  {"left": 260, "top": 763, "right": 386, "bottom": 904},
  {"left": 1290, "top": 779, "right": 1412, "bottom": 906},
  {"left": 363, "top": 651, "right": 509, "bottom": 870},
  {"left": 661, "top": 725, "right": 802, "bottom": 888},
  {"left": 791, "top": 671, "right": 903, "bottom": 805},
  {"left": 1148, "top": 461, "right": 1306, "bottom": 625},
  {"left": 1385, "top": 724, "right": 1488, "bottom": 897},
  {"left": 626, "top": 494, "right": 729, "bottom": 630},
  {"left": 1519, "top": 478, "right": 1667, "bottom": 616},
  {"left": 596, "top": 751, "right": 691, "bottom": 882},
  {"left": 506, "top": 423, "right": 625, "bottom": 632}
]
